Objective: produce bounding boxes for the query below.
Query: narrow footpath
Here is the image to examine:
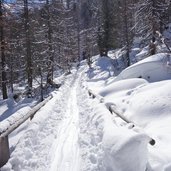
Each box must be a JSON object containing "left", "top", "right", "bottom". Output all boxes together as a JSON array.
[
  {"left": 50, "top": 76, "right": 80, "bottom": 171},
  {"left": 1, "top": 69, "right": 105, "bottom": 171}
]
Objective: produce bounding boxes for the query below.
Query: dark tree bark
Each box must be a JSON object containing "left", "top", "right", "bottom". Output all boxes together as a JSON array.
[
  {"left": 0, "top": 0, "right": 8, "bottom": 99},
  {"left": 123, "top": 0, "right": 130, "bottom": 67},
  {"left": 24, "top": 0, "right": 33, "bottom": 88},
  {"left": 46, "top": 0, "right": 54, "bottom": 85},
  {"left": 98, "top": 0, "right": 109, "bottom": 57}
]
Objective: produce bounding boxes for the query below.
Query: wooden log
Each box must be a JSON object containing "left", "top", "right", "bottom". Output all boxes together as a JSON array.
[
  {"left": 0, "top": 136, "right": 10, "bottom": 167},
  {"left": 0, "top": 95, "right": 52, "bottom": 167},
  {"left": 109, "top": 104, "right": 155, "bottom": 146},
  {"left": 0, "top": 95, "right": 52, "bottom": 138},
  {"left": 109, "top": 105, "right": 132, "bottom": 124},
  {"left": 88, "top": 89, "right": 104, "bottom": 103},
  {"left": 87, "top": 89, "right": 156, "bottom": 146}
]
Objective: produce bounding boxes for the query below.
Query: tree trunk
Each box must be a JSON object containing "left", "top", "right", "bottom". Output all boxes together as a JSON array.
[
  {"left": 149, "top": 0, "right": 156, "bottom": 56},
  {"left": 10, "top": 52, "right": 14, "bottom": 93},
  {"left": 124, "top": 0, "right": 130, "bottom": 67},
  {"left": 46, "top": 0, "right": 53, "bottom": 84},
  {"left": 24, "top": 0, "right": 33, "bottom": 88},
  {"left": 0, "top": 0, "right": 8, "bottom": 99}
]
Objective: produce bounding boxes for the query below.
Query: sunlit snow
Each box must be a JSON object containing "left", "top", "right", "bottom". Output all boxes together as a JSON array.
[{"left": 1, "top": 52, "right": 171, "bottom": 171}]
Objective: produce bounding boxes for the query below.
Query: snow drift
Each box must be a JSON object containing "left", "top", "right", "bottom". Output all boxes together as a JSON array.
[
  {"left": 115, "top": 53, "right": 171, "bottom": 82},
  {"left": 87, "top": 53, "right": 171, "bottom": 170}
]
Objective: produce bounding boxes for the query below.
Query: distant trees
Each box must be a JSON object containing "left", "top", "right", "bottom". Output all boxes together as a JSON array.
[
  {"left": 134, "top": 0, "right": 170, "bottom": 44},
  {"left": 97, "top": 0, "right": 171, "bottom": 61},
  {"left": 97, "top": 0, "right": 133, "bottom": 66},
  {"left": 0, "top": 0, "right": 171, "bottom": 99},
  {"left": 117, "top": 0, "right": 134, "bottom": 66},
  {"left": 97, "top": 0, "right": 121, "bottom": 57},
  {"left": 79, "top": 0, "right": 98, "bottom": 61}
]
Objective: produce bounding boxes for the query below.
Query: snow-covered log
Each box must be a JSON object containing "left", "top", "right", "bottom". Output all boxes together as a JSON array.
[
  {"left": 0, "top": 96, "right": 52, "bottom": 167},
  {"left": 109, "top": 104, "right": 132, "bottom": 124},
  {"left": 88, "top": 89, "right": 155, "bottom": 146},
  {"left": 108, "top": 104, "right": 155, "bottom": 146},
  {"left": 88, "top": 89, "right": 104, "bottom": 103},
  {"left": 0, "top": 95, "right": 52, "bottom": 138}
]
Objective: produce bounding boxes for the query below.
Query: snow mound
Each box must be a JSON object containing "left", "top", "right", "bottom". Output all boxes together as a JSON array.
[
  {"left": 115, "top": 53, "right": 171, "bottom": 82},
  {"left": 85, "top": 53, "right": 171, "bottom": 170},
  {"left": 126, "top": 80, "right": 171, "bottom": 121},
  {"left": 88, "top": 56, "right": 115, "bottom": 80},
  {"left": 85, "top": 100, "right": 151, "bottom": 171},
  {"left": 103, "top": 127, "right": 150, "bottom": 171},
  {"left": 99, "top": 78, "right": 148, "bottom": 97}
]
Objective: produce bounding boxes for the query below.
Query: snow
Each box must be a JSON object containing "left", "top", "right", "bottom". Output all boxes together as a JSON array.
[
  {"left": 50, "top": 74, "right": 80, "bottom": 171},
  {"left": 0, "top": 98, "right": 35, "bottom": 122},
  {"left": 163, "top": 23, "right": 171, "bottom": 46},
  {"left": 135, "top": 46, "right": 149, "bottom": 61},
  {"left": 115, "top": 53, "right": 171, "bottom": 82},
  {"left": 86, "top": 53, "right": 171, "bottom": 170},
  {"left": 1, "top": 52, "right": 171, "bottom": 171}
]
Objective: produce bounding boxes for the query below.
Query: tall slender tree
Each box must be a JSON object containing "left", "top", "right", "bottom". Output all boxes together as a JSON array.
[
  {"left": 24, "top": 0, "right": 33, "bottom": 88},
  {"left": 0, "top": 0, "right": 8, "bottom": 99},
  {"left": 46, "top": 0, "right": 54, "bottom": 84}
]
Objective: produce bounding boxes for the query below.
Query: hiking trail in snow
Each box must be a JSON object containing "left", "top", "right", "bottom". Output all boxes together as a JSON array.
[
  {"left": 2, "top": 68, "right": 105, "bottom": 171},
  {"left": 50, "top": 73, "right": 80, "bottom": 171}
]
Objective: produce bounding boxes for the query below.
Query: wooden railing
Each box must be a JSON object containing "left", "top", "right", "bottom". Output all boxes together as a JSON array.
[
  {"left": 88, "top": 89, "right": 104, "bottom": 103},
  {"left": 87, "top": 89, "right": 156, "bottom": 146},
  {"left": 0, "top": 95, "right": 52, "bottom": 167}
]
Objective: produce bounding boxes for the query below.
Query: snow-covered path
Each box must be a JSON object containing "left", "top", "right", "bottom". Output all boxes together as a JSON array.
[
  {"left": 50, "top": 75, "right": 80, "bottom": 171},
  {"left": 2, "top": 54, "right": 171, "bottom": 171},
  {"left": 2, "top": 69, "right": 105, "bottom": 171},
  {"left": 1, "top": 65, "right": 152, "bottom": 171}
]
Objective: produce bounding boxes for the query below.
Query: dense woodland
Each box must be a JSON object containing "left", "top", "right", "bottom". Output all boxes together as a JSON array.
[{"left": 0, "top": 0, "right": 171, "bottom": 99}]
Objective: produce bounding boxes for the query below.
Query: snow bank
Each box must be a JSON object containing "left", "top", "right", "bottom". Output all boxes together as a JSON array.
[
  {"left": 88, "top": 56, "right": 115, "bottom": 80},
  {"left": 99, "top": 78, "right": 148, "bottom": 97},
  {"left": 86, "top": 54, "right": 171, "bottom": 170},
  {"left": 79, "top": 70, "right": 151, "bottom": 171},
  {"left": 115, "top": 53, "right": 171, "bottom": 82},
  {"left": 80, "top": 99, "right": 151, "bottom": 171},
  {"left": 102, "top": 116, "right": 150, "bottom": 171},
  {"left": 125, "top": 80, "right": 171, "bottom": 122},
  {"left": 98, "top": 79, "right": 171, "bottom": 124}
]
